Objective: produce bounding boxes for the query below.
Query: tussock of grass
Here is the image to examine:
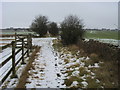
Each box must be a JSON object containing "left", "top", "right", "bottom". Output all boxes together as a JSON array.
[
  {"left": 92, "top": 61, "right": 118, "bottom": 88},
  {"left": 64, "top": 76, "right": 83, "bottom": 86},
  {"left": 77, "top": 49, "right": 88, "bottom": 58},
  {"left": 64, "top": 59, "right": 70, "bottom": 64},
  {"left": 52, "top": 39, "right": 63, "bottom": 52},
  {"left": 82, "top": 59, "right": 100, "bottom": 68},
  {"left": 64, "top": 70, "right": 73, "bottom": 76},
  {"left": 81, "top": 60, "right": 93, "bottom": 67},
  {"left": 79, "top": 67, "right": 90, "bottom": 76},
  {"left": 68, "top": 45, "right": 79, "bottom": 51},
  {"left": 67, "top": 45, "right": 79, "bottom": 56},
  {"left": 89, "top": 53, "right": 99, "bottom": 63},
  {"left": 67, "top": 63, "right": 80, "bottom": 69},
  {"left": 86, "top": 76, "right": 101, "bottom": 88}
]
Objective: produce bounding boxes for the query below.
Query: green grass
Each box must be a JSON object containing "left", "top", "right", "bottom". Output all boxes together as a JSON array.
[
  {"left": 1, "top": 31, "right": 35, "bottom": 35},
  {"left": 1, "top": 30, "right": 119, "bottom": 40},
  {"left": 84, "top": 30, "right": 119, "bottom": 40}
]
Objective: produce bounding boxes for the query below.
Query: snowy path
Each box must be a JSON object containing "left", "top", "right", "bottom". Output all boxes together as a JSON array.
[{"left": 25, "top": 38, "right": 65, "bottom": 88}]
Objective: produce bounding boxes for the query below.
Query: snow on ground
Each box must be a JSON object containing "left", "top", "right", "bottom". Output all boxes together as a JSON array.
[
  {"left": 0, "top": 37, "right": 15, "bottom": 46},
  {"left": 55, "top": 43, "right": 102, "bottom": 88},
  {"left": 1, "top": 37, "right": 65, "bottom": 88},
  {"left": 94, "top": 39, "right": 120, "bottom": 46},
  {"left": 0, "top": 40, "right": 13, "bottom": 44},
  {"left": 0, "top": 37, "right": 15, "bottom": 40},
  {"left": 85, "top": 38, "right": 120, "bottom": 47},
  {"left": 0, "top": 47, "right": 12, "bottom": 63},
  {"left": 71, "top": 81, "right": 79, "bottom": 87},
  {"left": 0, "top": 46, "right": 27, "bottom": 88},
  {"left": 0, "top": 48, "right": 27, "bottom": 80},
  {"left": 3, "top": 56, "right": 30, "bottom": 88},
  {"left": 0, "top": 37, "right": 103, "bottom": 88},
  {"left": 25, "top": 38, "right": 66, "bottom": 88}
]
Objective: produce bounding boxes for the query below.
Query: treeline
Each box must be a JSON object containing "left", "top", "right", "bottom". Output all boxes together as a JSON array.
[
  {"left": 1, "top": 28, "right": 29, "bottom": 31},
  {"left": 30, "top": 15, "right": 84, "bottom": 45},
  {"left": 84, "top": 28, "right": 118, "bottom": 31},
  {"left": 30, "top": 15, "right": 59, "bottom": 37},
  {"left": 30, "top": 15, "right": 120, "bottom": 62}
]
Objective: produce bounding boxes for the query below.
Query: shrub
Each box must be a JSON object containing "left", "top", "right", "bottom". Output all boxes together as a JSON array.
[
  {"left": 30, "top": 15, "right": 48, "bottom": 37},
  {"left": 60, "top": 15, "right": 84, "bottom": 45},
  {"left": 48, "top": 22, "right": 59, "bottom": 36}
]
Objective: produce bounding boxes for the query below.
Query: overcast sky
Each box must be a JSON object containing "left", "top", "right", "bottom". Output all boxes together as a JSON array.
[{"left": 1, "top": 2, "right": 118, "bottom": 29}]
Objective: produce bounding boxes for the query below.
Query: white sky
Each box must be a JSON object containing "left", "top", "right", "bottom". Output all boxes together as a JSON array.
[
  {"left": 0, "top": 0, "right": 119, "bottom": 29},
  {"left": 1, "top": 0, "right": 119, "bottom": 2}
]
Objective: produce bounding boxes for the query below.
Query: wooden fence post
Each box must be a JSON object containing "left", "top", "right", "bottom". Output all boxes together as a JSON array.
[
  {"left": 21, "top": 38, "right": 25, "bottom": 64},
  {"left": 15, "top": 32, "right": 17, "bottom": 42},
  {"left": 27, "top": 35, "right": 30, "bottom": 57},
  {"left": 29, "top": 34, "right": 32, "bottom": 52},
  {"left": 11, "top": 41, "right": 17, "bottom": 78}
]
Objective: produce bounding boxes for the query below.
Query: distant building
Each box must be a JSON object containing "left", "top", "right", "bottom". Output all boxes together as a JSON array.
[{"left": 10, "top": 27, "right": 14, "bottom": 30}]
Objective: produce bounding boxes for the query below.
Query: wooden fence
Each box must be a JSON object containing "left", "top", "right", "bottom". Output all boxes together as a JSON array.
[
  {"left": 0, "top": 33, "right": 32, "bottom": 85},
  {"left": 1, "top": 43, "right": 12, "bottom": 50}
]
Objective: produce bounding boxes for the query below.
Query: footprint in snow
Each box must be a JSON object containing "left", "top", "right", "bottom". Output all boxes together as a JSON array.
[
  {"left": 55, "top": 64, "right": 57, "bottom": 66},
  {"left": 57, "top": 73, "right": 61, "bottom": 77},
  {"left": 40, "top": 69, "right": 44, "bottom": 72},
  {"left": 58, "top": 61, "right": 62, "bottom": 64},
  {"left": 36, "top": 83, "right": 41, "bottom": 86},
  {"left": 55, "top": 58, "right": 57, "bottom": 60},
  {"left": 55, "top": 53, "right": 58, "bottom": 56}
]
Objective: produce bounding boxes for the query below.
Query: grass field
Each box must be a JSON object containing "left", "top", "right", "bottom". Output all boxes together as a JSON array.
[
  {"left": 0, "top": 30, "right": 35, "bottom": 35},
  {"left": 1, "top": 30, "right": 119, "bottom": 40},
  {"left": 84, "top": 30, "right": 119, "bottom": 40}
]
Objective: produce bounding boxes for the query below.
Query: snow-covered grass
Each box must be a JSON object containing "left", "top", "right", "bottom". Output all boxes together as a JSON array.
[
  {"left": 53, "top": 39, "right": 118, "bottom": 88},
  {"left": 1, "top": 37, "right": 118, "bottom": 88},
  {"left": 52, "top": 39, "right": 103, "bottom": 88}
]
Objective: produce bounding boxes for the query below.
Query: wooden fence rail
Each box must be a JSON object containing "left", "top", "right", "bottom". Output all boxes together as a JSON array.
[
  {"left": 1, "top": 43, "right": 12, "bottom": 50},
  {"left": 0, "top": 33, "right": 32, "bottom": 85}
]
